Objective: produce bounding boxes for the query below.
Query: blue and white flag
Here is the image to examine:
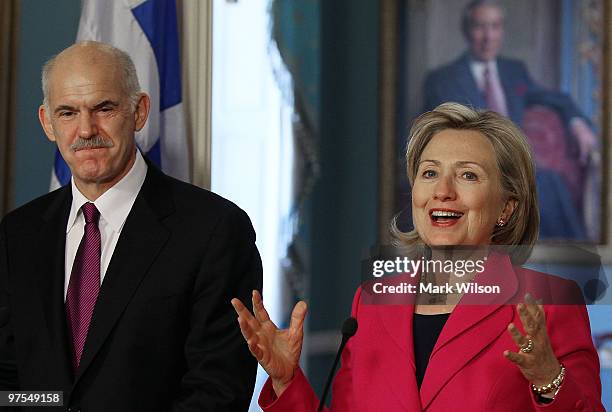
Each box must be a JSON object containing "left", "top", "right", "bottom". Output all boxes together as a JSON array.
[{"left": 50, "top": 0, "right": 190, "bottom": 189}]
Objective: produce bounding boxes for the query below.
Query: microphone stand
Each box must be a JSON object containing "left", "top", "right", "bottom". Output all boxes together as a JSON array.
[{"left": 317, "top": 317, "right": 358, "bottom": 412}]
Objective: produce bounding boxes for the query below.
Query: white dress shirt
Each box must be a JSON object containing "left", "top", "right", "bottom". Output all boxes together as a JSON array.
[
  {"left": 469, "top": 59, "right": 509, "bottom": 116},
  {"left": 64, "top": 150, "right": 148, "bottom": 300}
]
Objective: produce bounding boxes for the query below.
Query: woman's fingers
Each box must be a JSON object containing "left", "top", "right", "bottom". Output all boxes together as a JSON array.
[
  {"left": 507, "top": 323, "right": 527, "bottom": 347},
  {"left": 516, "top": 294, "right": 547, "bottom": 341},
  {"left": 517, "top": 302, "right": 539, "bottom": 336},
  {"left": 252, "top": 290, "right": 273, "bottom": 324},
  {"left": 289, "top": 301, "right": 308, "bottom": 337},
  {"left": 505, "top": 297, "right": 562, "bottom": 386},
  {"left": 503, "top": 349, "right": 526, "bottom": 367},
  {"left": 231, "top": 298, "right": 254, "bottom": 322},
  {"left": 233, "top": 293, "right": 305, "bottom": 381},
  {"left": 505, "top": 323, "right": 531, "bottom": 364},
  {"left": 232, "top": 297, "right": 264, "bottom": 341},
  {"left": 524, "top": 293, "right": 545, "bottom": 325},
  {"left": 236, "top": 313, "right": 265, "bottom": 361},
  {"left": 237, "top": 313, "right": 256, "bottom": 341}
]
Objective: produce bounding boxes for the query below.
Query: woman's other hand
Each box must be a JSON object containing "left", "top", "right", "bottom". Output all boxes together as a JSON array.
[
  {"left": 231, "top": 290, "right": 307, "bottom": 396},
  {"left": 503, "top": 293, "right": 562, "bottom": 388}
]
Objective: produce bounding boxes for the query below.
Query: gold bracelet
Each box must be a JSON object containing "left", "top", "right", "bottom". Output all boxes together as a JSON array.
[{"left": 531, "top": 364, "right": 565, "bottom": 395}]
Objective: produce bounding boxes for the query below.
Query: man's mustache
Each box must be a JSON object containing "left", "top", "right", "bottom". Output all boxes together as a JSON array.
[{"left": 70, "top": 135, "right": 114, "bottom": 151}]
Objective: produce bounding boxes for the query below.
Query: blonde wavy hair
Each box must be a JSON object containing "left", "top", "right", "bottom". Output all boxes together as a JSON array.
[{"left": 392, "top": 102, "right": 539, "bottom": 264}]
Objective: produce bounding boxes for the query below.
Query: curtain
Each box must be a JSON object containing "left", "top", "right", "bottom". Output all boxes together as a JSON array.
[{"left": 270, "top": 0, "right": 321, "bottom": 312}]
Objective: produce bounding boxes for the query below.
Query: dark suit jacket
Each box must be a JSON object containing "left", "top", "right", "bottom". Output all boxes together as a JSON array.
[
  {"left": 0, "top": 162, "right": 263, "bottom": 411},
  {"left": 423, "top": 53, "right": 538, "bottom": 125}
]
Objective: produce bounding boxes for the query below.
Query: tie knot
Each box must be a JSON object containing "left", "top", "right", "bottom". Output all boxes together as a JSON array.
[{"left": 82, "top": 202, "right": 100, "bottom": 224}]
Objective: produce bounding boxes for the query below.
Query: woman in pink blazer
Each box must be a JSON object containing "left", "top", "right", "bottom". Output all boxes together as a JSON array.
[{"left": 232, "top": 102, "right": 605, "bottom": 411}]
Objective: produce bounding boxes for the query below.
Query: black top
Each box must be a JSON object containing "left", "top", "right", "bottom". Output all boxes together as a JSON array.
[{"left": 413, "top": 313, "right": 451, "bottom": 389}]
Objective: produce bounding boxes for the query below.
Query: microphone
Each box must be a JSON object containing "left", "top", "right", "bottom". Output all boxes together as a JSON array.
[{"left": 317, "top": 317, "right": 358, "bottom": 412}]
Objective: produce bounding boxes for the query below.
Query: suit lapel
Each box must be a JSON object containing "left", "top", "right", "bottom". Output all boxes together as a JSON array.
[
  {"left": 497, "top": 59, "right": 521, "bottom": 123},
  {"left": 33, "top": 187, "right": 74, "bottom": 388},
  {"left": 419, "top": 253, "right": 518, "bottom": 409},
  {"left": 456, "top": 54, "right": 485, "bottom": 108},
  {"left": 73, "top": 166, "right": 173, "bottom": 385},
  {"left": 377, "top": 275, "right": 419, "bottom": 410}
]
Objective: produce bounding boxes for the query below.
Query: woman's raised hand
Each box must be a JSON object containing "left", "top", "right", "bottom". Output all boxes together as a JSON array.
[
  {"left": 504, "top": 293, "right": 562, "bottom": 390},
  {"left": 231, "top": 290, "right": 307, "bottom": 396}
]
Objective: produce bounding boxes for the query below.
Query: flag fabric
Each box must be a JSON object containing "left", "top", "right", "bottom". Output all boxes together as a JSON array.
[{"left": 50, "top": 0, "right": 189, "bottom": 190}]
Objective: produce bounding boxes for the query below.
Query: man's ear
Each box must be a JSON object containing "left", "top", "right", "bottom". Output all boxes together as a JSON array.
[
  {"left": 38, "top": 105, "right": 57, "bottom": 142},
  {"left": 134, "top": 93, "right": 150, "bottom": 132}
]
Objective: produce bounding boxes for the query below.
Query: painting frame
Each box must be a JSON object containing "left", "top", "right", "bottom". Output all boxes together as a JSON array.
[
  {"left": 0, "top": 0, "right": 18, "bottom": 218},
  {"left": 378, "top": 0, "right": 612, "bottom": 263}
]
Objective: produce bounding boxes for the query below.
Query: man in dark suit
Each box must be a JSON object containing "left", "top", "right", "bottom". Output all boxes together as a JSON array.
[
  {"left": 422, "top": 0, "right": 598, "bottom": 240},
  {"left": 423, "top": 48, "right": 534, "bottom": 127},
  {"left": 423, "top": 0, "right": 593, "bottom": 145},
  {"left": 0, "top": 41, "right": 262, "bottom": 411}
]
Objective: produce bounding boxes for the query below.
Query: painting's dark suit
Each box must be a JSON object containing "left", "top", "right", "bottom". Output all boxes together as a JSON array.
[
  {"left": 0, "top": 163, "right": 262, "bottom": 411},
  {"left": 423, "top": 53, "right": 587, "bottom": 239},
  {"left": 423, "top": 53, "right": 583, "bottom": 126}
]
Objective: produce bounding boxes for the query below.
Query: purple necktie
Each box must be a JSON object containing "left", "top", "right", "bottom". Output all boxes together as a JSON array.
[
  {"left": 483, "top": 66, "right": 505, "bottom": 115},
  {"left": 65, "top": 202, "right": 101, "bottom": 372}
]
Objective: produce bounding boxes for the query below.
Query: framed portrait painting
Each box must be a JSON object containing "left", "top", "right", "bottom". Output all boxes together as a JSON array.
[{"left": 378, "top": 0, "right": 612, "bottom": 262}]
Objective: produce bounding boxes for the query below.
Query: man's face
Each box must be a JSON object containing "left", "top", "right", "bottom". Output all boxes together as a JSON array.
[
  {"left": 39, "top": 50, "right": 149, "bottom": 189},
  {"left": 467, "top": 4, "right": 504, "bottom": 61}
]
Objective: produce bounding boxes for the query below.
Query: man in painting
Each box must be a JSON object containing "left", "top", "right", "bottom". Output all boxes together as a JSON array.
[{"left": 422, "top": 0, "right": 599, "bottom": 240}]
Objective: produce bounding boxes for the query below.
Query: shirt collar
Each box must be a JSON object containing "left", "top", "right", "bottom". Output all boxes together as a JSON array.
[
  {"left": 66, "top": 150, "right": 148, "bottom": 234},
  {"left": 470, "top": 59, "right": 498, "bottom": 74},
  {"left": 469, "top": 59, "right": 499, "bottom": 89}
]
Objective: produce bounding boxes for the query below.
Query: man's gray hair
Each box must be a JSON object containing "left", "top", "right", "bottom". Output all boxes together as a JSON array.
[
  {"left": 41, "top": 41, "right": 142, "bottom": 110},
  {"left": 461, "top": 0, "right": 505, "bottom": 38}
]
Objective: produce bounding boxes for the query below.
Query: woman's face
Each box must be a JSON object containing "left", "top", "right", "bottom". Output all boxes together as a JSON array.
[{"left": 412, "top": 129, "right": 514, "bottom": 247}]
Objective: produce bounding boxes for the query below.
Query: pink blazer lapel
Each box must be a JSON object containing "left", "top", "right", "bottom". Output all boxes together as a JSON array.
[
  {"left": 377, "top": 302, "right": 419, "bottom": 410},
  {"left": 419, "top": 253, "right": 518, "bottom": 409},
  {"left": 419, "top": 304, "right": 513, "bottom": 409}
]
